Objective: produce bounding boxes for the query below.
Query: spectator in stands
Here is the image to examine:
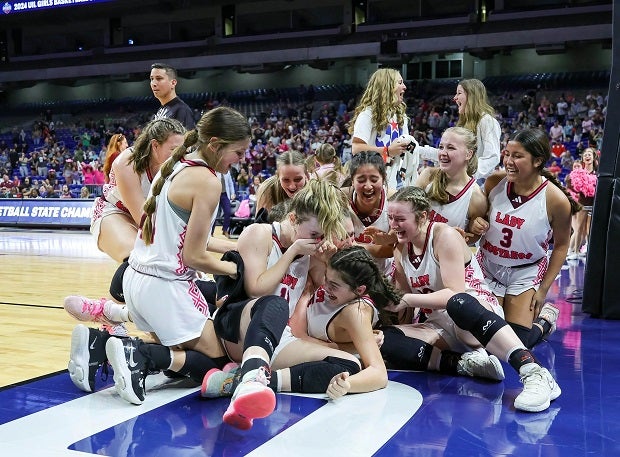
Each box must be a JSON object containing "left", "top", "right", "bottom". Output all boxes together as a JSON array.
[
  {"left": 216, "top": 170, "right": 236, "bottom": 238},
  {"left": 560, "top": 148, "right": 574, "bottom": 172},
  {"left": 249, "top": 174, "right": 263, "bottom": 202},
  {"left": 18, "top": 152, "right": 30, "bottom": 178},
  {"left": 549, "top": 120, "right": 563, "bottom": 143},
  {"left": 150, "top": 63, "right": 196, "bottom": 129},
  {"left": 236, "top": 167, "right": 249, "bottom": 193},
  {"left": 103, "top": 133, "right": 129, "bottom": 183},
  {"left": 60, "top": 184, "right": 72, "bottom": 199},
  {"left": 80, "top": 187, "right": 90, "bottom": 199},
  {"left": 19, "top": 176, "right": 33, "bottom": 198}
]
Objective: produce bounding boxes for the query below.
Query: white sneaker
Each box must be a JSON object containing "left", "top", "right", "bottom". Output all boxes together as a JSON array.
[
  {"left": 514, "top": 363, "right": 561, "bottom": 412},
  {"left": 515, "top": 406, "right": 561, "bottom": 443},
  {"left": 223, "top": 367, "right": 275, "bottom": 430},
  {"left": 538, "top": 303, "right": 560, "bottom": 337},
  {"left": 457, "top": 350, "right": 505, "bottom": 381}
]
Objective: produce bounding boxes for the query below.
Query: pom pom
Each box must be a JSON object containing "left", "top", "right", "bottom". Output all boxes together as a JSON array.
[{"left": 568, "top": 169, "right": 597, "bottom": 197}]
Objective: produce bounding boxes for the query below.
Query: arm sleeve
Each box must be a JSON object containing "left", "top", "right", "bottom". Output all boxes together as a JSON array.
[{"left": 475, "top": 114, "right": 502, "bottom": 179}]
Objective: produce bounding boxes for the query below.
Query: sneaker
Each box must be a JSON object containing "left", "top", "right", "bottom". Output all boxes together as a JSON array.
[
  {"left": 64, "top": 296, "right": 114, "bottom": 325},
  {"left": 68, "top": 324, "right": 109, "bottom": 393},
  {"left": 102, "top": 322, "right": 130, "bottom": 337},
  {"left": 223, "top": 367, "right": 276, "bottom": 430},
  {"left": 538, "top": 303, "right": 560, "bottom": 337},
  {"left": 514, "top": 363, "right": 562, "bottom": 412},
  {"left": 105, "top": 337, "right": 148, "bottom": 405},
  {"left": 201, "top": 363, "right": 241, "bottom": 398},
  {"left": 457, "top": 351, "right": 505, "bottom": 381}
]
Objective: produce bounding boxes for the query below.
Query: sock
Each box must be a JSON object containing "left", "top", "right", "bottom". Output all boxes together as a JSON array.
[
  {"left": 176, "top": 350, "right": 220, "bottom": 383},
  {"left": 240, "top": 356, "right": 269, "bottom": 381},
  {"left": 104, "top": 301, "right": 130, "bottom": 322},
  {"left": 139, "top": 344, "right": 173, "bottom": 370},
  {"left": 268, "top": 370, "right": 280, "bottom": 392},
  {"left": 508, "top": 348, "right": 537, "bottom": 372}
]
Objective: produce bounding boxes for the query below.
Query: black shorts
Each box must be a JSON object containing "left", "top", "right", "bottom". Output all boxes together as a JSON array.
[{"left": 213, "top": 298, "right": 252, "bottom": 343}]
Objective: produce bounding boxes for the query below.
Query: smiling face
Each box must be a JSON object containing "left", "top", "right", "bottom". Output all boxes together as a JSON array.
[
  {"left": 213, "top": 138, "right": 251, "bottom": 173},
  {"left": 437, "top": 130, "right": 473, "bottom": 175},
  {"left": 393, "top": 73, "right": 406, "bottom": 105},
  {"left": 352, "top": 164, "right": 383, "bottom": 209},
  {"left": 453, "top": 84, "right": 467, "bottom": 114},
  {"left": 278, "top": 164, "right": 308, "bottom": 198},
  {"left": 503, "top": 140, "right": 542, "bottom": 182},
  {"left": 324, "top": 267, "right": 359, "bottom": 306}
]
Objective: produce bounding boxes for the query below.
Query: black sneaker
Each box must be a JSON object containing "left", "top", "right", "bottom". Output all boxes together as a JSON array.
[
  {"left": 105, "top": 337, "right": 148, "bottom": 405},
  {"left": 68, "top": 324, "right": 109, "bottom": 393}
]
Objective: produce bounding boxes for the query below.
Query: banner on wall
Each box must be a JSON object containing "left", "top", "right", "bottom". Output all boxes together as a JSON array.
[{"left": 0, "top": 199, "right": 93, "bottom": 228}]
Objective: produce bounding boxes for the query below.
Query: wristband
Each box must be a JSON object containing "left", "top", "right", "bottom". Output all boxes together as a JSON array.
[{"left": 381, "top": 145, "right": 389, "bottom": 163}]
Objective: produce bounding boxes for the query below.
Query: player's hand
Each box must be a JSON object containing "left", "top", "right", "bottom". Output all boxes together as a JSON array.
[
  {"left": 373, "top": 329, "right": 384, "bottom": 348},
  {"left": 327, "top": 372, "right": 351, "bottom": 400}
]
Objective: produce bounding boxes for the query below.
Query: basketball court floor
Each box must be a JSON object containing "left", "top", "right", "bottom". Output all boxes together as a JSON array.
[{"left": 0, "top": 228, "right": 618, "bottom": 456}]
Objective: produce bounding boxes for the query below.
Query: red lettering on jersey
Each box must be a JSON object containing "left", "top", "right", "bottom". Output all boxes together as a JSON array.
[
  {"left": 410, "top": 274, "right": 430, "bottom": 289},
  {"left": 495, "top": 211, "right": 525, "bottom": 229},
  {"left": 481, "top": 240, "right": 533, "bottom": 260},
  {"left": 428, "top": 210, "right": 448, "bottom": 224},
  {"left": 281, "top": 274, "right": 299, "bottom": 289}
]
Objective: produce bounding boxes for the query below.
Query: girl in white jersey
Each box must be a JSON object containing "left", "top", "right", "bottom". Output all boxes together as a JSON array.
[
  {"left": 384, "top": 186, "right": 561, "bottom": 412},
  {"left": 415, "top": 127, "right": 487, "bottom": 244},
  {"left": 342, "top": 151, "right": 395, "bottom": 273},
  {"left": 212, "top": 179, "right": 377, "bottom": 397},
  {"left": 73, "top": 107, "right": 290, "bottom": 431},
  {"left": 470, "top": 128, "right": 581, "bottom": 349}
]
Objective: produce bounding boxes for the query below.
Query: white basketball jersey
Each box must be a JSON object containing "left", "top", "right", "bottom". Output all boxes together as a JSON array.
[
  {"left": 268, "top": 222, "right": 310, "bottom": 317},
  {"left": 400, "top": 222, "right": 496, "bottom": 304},
  {"left": 306, "top": 286, "right": 378, "bottom": 342},
  {"left": 130, "top": 159, "right": 217, "bottom": 281},
  {"left": 426, "top": 177, "right": 476, "bottom": 230},
  {"left": 103, "top": 148, "right": 154, "bottom": 212},
  {"left": 479, "top": 177, "right": 551, "bottom": 267}
]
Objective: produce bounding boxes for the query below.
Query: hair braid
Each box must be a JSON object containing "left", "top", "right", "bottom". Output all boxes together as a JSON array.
[{"left": 141, "top": 129, "right": 198, "bottom": 245}]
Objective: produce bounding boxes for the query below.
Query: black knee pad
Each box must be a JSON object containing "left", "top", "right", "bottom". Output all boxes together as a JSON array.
[
  {"left": 446, "top": 293, "right": 507, "bottom": 346},
  {"left": 509, "top": 322, "right": 537, "bottom": 349},
  {"left": 176, "top": 350, "right": 220, "bottom": 384},
  {"left": 380, "top": 326, "right": 433, "bottom": 370},
  {"left": 244, "top": 295, "right": 289, "bottom": 356},
  {"left": 109, "top": 260, "right": 129, "bottom": 303},
  {"left": 289, "top": 356, "right": 361, "bottom": 393}
]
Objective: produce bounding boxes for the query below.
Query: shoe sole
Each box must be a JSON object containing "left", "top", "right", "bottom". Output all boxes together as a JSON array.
[
  {"left": 201, "top": 368, "right": 224, "bottom": 398},
  {"left": 487, "top": 355, "right": 506, "bottom": 381},
  {"left": 223, "top": 388, "right": 276, "bottom": 430},
  {"left": 68, "top": 324, "right": 93, "bottom": 392},
  {"left": 105, "top": 338, "right": 143, "bottom": 405}
]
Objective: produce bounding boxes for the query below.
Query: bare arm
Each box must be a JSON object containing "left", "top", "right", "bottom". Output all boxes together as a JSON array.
[{"left": 112, "top": 151, "right": 147, "bottom": 225}]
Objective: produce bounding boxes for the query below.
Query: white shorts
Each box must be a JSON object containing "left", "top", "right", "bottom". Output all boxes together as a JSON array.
[
  {"left": 477, "top": 250, "right": 547, "bottom": 297},
  {"left": 420, "top": 298, "right": 505, "bottom": 353},
  {"left": 123, "top": 266, "right": 210, "bottom": 347},
  {"left": 270, "top": 325, "right": 298, "bottom": 366},
  {"left": 90, "top": 197, "right": 137, "bottom": 246}
]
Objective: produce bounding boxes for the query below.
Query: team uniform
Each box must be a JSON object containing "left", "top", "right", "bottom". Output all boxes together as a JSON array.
[
  {"left": 350, "top": 188, "right": 393, "bottom": 274},
  {"left": 476, "top": 177, "right": 551, "bottom": 297},
  {"left": 306, "top": 286, "right": 379, "bottom": 342},
  {"left": 398, "top": 222, "right": 503, "bottom": 353},
  {"left": 90, "top": 156, "right": 155, "bottom": 244},
  {"left": 267, "top": 222, "right": 311, "bottom": 363},
  {"left": 426, "top": 177, "right": 477, "bottom": 231},
  {"left": 123, "top": 159, "right": 215, "bottom": 347}
]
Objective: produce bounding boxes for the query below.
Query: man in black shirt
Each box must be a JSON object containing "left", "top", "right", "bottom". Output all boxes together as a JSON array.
[{"left": 150, "top": 63, "right": 196, "bottom": 129}]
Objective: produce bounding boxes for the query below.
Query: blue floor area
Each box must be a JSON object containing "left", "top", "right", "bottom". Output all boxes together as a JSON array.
[{"left": 1, "top": 257, "right": 619, "bottom": 456}]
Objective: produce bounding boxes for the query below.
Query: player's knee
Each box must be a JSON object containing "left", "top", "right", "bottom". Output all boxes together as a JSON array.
[{"left": 446, "top": 293, "right": 506, "bottom": 346}]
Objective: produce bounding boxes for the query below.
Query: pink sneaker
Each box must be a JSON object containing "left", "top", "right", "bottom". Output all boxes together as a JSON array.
[
  {"left": 64, "top": 296, "right": 113, "bottom": 324},
  {"left": 223, "top": 367, "right": 275, "bottom": 430}
]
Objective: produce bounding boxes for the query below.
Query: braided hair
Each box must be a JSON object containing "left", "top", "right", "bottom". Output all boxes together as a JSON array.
[
  {"left": 141, "top": 107, "right": 251, "bottom": 244},
  {"left": 388, "top": 186, "right": 431, "bottom": 223},
  {"left": 329, "top": 246, "right": 403, "bottom": 323}
]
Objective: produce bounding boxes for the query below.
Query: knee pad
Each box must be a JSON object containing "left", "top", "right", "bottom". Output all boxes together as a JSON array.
[
  {"left": 244, "top": 295, "right": 289, "bottom": 356},
  {"left": 446, "top": 293, "right": 507, "bottom": 346},
  {"left": 109, "top": 260, "right": 129, "bottom": 303},
  {"left": 380, "top": 326, "right": 433, "bottom": 370},
  {"left": 289, "top": 356, "right": 361, "bottom": 393},
  {"left": 509, "top": 322, "right": 536, "bottom": 348},
  {"left": 177, "top": 350, "right": 219, "bottom": 384}
]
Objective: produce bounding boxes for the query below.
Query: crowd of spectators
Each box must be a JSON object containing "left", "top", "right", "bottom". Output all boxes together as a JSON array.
[{"left": 0, "top": 80, "right": 608, "bottom": 201}]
